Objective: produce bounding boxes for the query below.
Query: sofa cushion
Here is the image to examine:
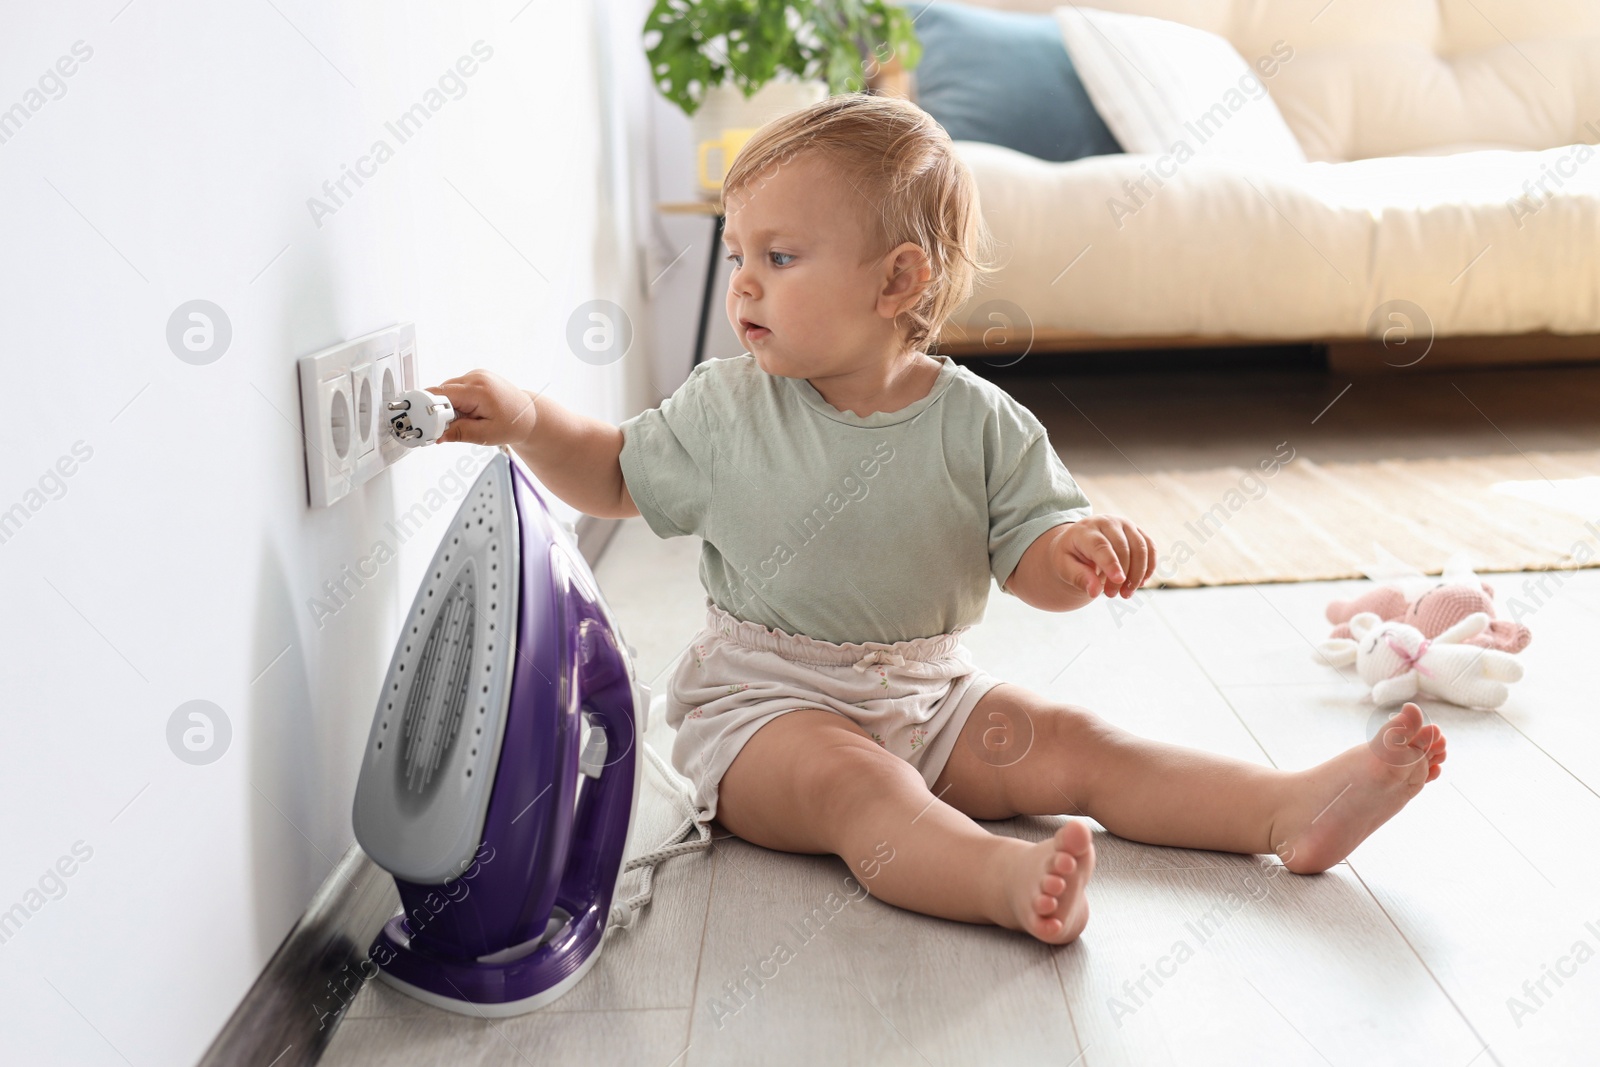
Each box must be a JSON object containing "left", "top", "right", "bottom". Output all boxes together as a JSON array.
[
  {"left": 901, "top": 2, "right": 1122, "bottom": 163},
  {"left": 951, "top": 139, "right": 1600, "bottom": 338},
  {"left": 1055, "top": 6, "right": 1306, "bottom": 163},
  {"left": 959, "top": 0, "right": 1600, "bottom": 161}
]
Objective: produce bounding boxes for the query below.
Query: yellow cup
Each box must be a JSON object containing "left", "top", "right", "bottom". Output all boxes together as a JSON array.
[{"left": 697, "top": 127, "right": 758, "bottom": 191}]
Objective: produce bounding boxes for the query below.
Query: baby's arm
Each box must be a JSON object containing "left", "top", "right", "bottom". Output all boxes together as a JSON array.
[
  {"left": 1004, "top": 515, "right": 1156, "bottom": 611},
  {"left": 431, "top": 370, "right": 640, "bottom": 520}
]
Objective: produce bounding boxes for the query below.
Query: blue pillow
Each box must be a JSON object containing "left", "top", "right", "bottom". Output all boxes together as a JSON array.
[{"left": 902, "top": 1, "right": 1123, "bottom": 163}]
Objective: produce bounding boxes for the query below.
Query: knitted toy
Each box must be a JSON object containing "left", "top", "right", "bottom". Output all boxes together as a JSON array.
[
  {"left": 1317, "top": 611, "right": 1524, "bottom": 709},
  {"left": 1326, "top": 580, "right": 1531, "bottom": 653}
]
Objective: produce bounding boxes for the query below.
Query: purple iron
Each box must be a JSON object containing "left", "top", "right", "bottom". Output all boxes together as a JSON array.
[{"left": 352, "top": 448, "right": 656, "bottom": 1015}]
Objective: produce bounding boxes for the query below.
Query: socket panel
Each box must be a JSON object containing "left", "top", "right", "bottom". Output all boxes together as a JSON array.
[{"left": 298, "top": 323, "right": 419, "bottom": 508}]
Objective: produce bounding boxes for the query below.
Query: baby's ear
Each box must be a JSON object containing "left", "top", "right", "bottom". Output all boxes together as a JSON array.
[{"left": 879, "top": 242, "right": 931, "bottom": 309}]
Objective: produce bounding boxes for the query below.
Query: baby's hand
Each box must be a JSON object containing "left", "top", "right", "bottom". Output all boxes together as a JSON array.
[
  {"left": 1054, "top": 516, "right": 1156, "bottom": 599},
  {"left": 431, "top": 370, "right": 538, "bottom": 447}
]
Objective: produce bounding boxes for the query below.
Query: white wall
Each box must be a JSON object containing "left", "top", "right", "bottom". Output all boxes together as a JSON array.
[
  {"left": 0, "top": 1, "right": 655, "bottom": 1062},
  {"left": 641, "top": 70, "right": 749, "bottom": 391}
]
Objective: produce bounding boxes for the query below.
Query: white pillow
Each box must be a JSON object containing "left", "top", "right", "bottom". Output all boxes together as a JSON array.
[{"left": 1054, "top": 6, "right": 1308, "bottom": 164}]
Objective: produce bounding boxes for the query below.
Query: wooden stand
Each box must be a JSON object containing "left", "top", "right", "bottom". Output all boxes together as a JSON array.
[{"left": 658, "top": 201, "right": 726, "bottom": 369}]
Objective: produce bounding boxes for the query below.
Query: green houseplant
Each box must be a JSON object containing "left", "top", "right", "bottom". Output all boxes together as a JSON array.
[{"left": 643, "top": 0, "right": 923, "bottom": 117}]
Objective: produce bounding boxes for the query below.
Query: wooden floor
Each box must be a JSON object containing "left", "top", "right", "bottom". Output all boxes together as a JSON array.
[
  {"left": 322, "top": 360, "right": 1600, "bottom": 1066},
  {"left": 965, "top": 357, "right": 1600, "bottom": 475}
]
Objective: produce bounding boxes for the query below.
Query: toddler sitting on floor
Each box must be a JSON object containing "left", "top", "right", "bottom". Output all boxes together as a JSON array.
[{"left": 431, "top": 94, "right": 1446, "bottom": 944}]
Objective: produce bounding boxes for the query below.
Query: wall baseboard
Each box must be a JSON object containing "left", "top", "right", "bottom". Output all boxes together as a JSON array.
[
  {"left": 197, "top": 513, "right": 624, "bottom": 1066},
  {"left": 198, "top": 845, "right": 396, "bottom": 1067}
]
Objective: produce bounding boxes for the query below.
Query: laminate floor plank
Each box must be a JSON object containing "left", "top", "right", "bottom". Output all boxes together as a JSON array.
[
  {"left": 682, "top": 835, "right": 1084, "bottom": 1066},
  {"left": 1481, "top": 569, "right": 1600, "bottom": 796},
  {"left": 321, "top": 1008, "right": 690, "bottom": 1067},
  {"left": 588, "top": 515, "right": 710, "bottom": 693},
  {"left": 1044, "top": 862, "right": 1483, "bottom": 1067},
  {"left": 1152, "top": 581, "right": 1368, "bottom": 688},
  {"left": 1221, "top": 684, "right": 1600, "bottom": 1067}
]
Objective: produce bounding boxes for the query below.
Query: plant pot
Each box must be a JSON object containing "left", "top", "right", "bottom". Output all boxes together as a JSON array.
[{"left": 690, "top": 79, "right": 828, "bottom": 200}]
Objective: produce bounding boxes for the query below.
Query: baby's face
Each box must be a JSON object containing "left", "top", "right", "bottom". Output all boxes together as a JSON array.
[{"left": 721, "top": 153, "right": 899, "bottom": 377}]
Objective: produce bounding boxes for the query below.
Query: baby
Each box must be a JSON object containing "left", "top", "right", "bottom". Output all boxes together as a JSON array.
[{"left": 430, "top": 94, "right": 1446, "bottom": 945}]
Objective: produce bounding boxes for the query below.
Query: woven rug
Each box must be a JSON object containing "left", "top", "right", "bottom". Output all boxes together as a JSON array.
[{"left": 1071, "top": 451, "right": 1600, "bottom": 587}]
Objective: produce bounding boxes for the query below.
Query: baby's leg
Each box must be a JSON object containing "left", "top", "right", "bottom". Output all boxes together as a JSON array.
[
  {"left": 934, "top": 684, "right": 1446, "bottom": 873},
  {"left": 716, "top": 708, "right": 1094, "bottom": 943}
]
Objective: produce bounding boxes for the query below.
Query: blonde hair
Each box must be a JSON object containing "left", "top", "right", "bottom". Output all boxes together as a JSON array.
[{"left": 722, "top": 93, "right": 996, "bottom": 353}]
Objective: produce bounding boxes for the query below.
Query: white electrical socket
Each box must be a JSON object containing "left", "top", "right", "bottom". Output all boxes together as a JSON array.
[
  {"left": 375, "top": 351, "right": 405, "bottom": 467},
  {"left": 298, "top": 323, "right": 420, "bottom": 508}
]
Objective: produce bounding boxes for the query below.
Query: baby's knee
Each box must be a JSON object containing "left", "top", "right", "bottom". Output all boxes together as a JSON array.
[
  {"left": 1038, "top": 701, "right": 1121, "bottom": 754},
  {"left": 793, "top": 727, "right": 920, "bottom": 823}
]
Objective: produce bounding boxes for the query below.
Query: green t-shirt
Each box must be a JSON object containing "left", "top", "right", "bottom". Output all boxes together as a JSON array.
[{"left": 617, "top": 354, "right": 1091, "bottom": 645}]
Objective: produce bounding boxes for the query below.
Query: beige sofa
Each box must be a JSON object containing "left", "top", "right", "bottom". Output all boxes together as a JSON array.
[{"left": 879, "top": 0, "right": 1600, "bottom": 369}]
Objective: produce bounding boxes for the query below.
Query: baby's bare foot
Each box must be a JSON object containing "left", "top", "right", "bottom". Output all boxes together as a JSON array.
[
  {"left": 1001, "top": 820, "right": 1094, "bottom": 944},
  {"left": 1272, "top": 702, "right": 1446, "bottom": 874}
]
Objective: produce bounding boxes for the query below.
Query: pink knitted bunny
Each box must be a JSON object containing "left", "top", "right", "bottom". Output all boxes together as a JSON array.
[{"left": 1326, "top": 581, "right": 1530, "bottom": 653}]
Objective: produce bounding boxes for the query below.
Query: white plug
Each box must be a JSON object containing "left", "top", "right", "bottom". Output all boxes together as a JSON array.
[{"left": 388, "top": 389, "right": 455, "bottom": 447}]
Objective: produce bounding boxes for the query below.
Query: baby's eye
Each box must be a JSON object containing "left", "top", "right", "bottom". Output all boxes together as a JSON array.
[
  {"left": 769, "top": 251, "right": 795, "bottom": 267},
  {"left": 725, "top": 252, "right": 743, "bottom": 268}
]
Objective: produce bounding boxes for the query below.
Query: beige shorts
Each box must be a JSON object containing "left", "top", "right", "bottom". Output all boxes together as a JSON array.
[{"left": 665, "top": 598, "right": 1002, "bottom": 824}]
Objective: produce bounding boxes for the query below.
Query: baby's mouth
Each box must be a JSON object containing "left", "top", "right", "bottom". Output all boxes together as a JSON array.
[{"left": 740, "top": 318, "right": 771, "bottom": 341}]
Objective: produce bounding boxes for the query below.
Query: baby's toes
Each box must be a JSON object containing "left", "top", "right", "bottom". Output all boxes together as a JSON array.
[
  {"left": 1056, "top": 819, "right": 1095, "bottom": 859},
  {"left": 1389, "top": 703, "right": 1425, "bottom": 739}
]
